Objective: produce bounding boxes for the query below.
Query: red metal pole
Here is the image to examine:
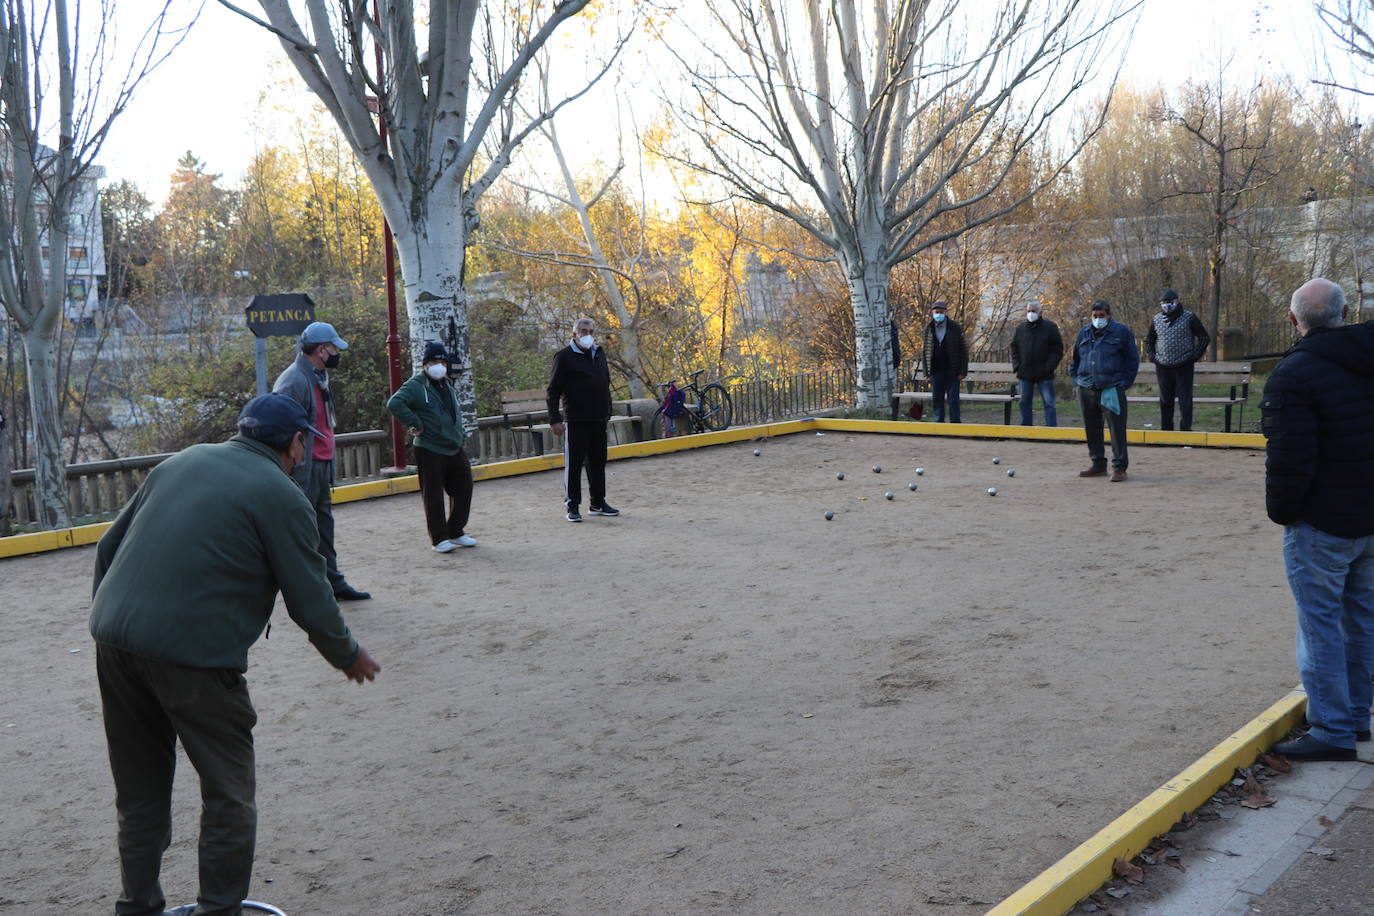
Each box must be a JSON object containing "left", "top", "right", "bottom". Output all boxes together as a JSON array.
[{"left": 374, "top": 1, "right": 407, "bottom": 472}]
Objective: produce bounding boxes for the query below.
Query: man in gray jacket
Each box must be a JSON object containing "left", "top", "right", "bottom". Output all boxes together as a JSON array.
[{"left": 273, "top": 321, "right": 369, "bottom": 600}]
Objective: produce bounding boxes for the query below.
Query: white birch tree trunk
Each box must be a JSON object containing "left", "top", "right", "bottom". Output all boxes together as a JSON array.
[{"left": 844, "top": 257, "right": 896, "bottom": 408}]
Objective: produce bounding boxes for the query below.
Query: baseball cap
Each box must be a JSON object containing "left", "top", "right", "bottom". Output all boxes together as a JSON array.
[
  {"left": 1160, "top": 289, "right": 1179, "bottom": 302},
  {"left": 300, "top": 321, "right": 348, "bottom": 350},
  {"left": 237, "top": 393, "right": 324, "bottom": 444},
  {"left": 422, "top": 341, "right": 449, "bottom": 363}
]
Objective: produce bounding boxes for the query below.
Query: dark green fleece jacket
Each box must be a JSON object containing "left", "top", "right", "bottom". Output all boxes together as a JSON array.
[
  {"left": 89, "top": 435, "right": 359, "bottom": 671},
  {"left": 386, "top": 372, "right": 468, "bottom": 455}
]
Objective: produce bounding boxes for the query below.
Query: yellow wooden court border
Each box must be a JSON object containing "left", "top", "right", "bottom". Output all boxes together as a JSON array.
[
  {"left": 0, "top": 418, "right": 1266, "bottom": 559},
  {"left": 988, "top": 689, "right": 1307, "bottom": 915},
  {"left": 0, "top": 417, "right": 1293, "bottom": 912}
]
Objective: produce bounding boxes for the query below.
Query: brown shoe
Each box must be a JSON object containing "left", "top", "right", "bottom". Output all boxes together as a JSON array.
[
  {"left": 1079, "top": 465, "right": 1107, "bottom": 477},
  {"left": 1110, "top": 469, "right": 1127, "bottom": 482}
]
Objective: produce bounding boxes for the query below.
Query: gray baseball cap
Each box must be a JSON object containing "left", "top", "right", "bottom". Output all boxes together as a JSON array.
[{"left": 300, "top": 321, "right": 348, "bottom": 350}]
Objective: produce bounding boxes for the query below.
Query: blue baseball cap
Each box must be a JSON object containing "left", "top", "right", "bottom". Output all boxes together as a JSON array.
[
  {"left": 300, "top": 321, "right": 348, "bottom": 350},
  {"left": 237, "top": 393, "right": 324, "bottom": 445}
]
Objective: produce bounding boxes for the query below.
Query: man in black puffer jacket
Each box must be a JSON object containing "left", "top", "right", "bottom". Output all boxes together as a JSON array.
[
  {"left": 1262, "top": 278, "right": 1374, "bottom": 761},
  {"left": 547, "top": 316, "right": 619, "bottom": 523}
]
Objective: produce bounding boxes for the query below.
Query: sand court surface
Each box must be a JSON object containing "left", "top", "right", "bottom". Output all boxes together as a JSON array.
[{"left": 1, "top": 431, "right": 1298, "bottom": 914}]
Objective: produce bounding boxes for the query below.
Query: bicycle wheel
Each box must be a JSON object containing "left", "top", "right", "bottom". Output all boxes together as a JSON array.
[{"left": 697, "top": 383, "right": 733, "bottom": 431}]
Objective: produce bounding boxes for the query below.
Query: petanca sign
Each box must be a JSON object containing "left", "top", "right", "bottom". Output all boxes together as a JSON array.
[{"left": 245, "top": 293, "right": 317, "bottom": 338}]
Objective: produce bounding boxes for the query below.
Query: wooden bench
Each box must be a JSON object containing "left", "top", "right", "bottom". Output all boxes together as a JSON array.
[
  {"left": 892, "top": 360, "right": 1252, "bottom": 431},
  {"left": 500, "top": 389, "right": 644, "bottom": 455},
  {"left": 1126, "top": 361, "right": 1251, "bottom": 432},
  {"left": 892, "top": 362, "right": 1020, "bottom": 424}
]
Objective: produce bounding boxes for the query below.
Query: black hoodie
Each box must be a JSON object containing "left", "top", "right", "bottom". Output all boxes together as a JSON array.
[{"left": 1261, "top": 321, "right": 1374, "bottom": 536}]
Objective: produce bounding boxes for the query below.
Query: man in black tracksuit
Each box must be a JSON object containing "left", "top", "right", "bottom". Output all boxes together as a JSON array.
[{"left": 547, "top": 316, "right": 620, "bottom": 522}]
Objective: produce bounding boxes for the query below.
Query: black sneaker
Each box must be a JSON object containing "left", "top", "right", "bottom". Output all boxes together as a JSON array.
[
  {"left": 566, "top": 509, "right": 583, "bottom": 522},
  {"left": 589, "top": 501, "right": 619, "bottom": 517}
]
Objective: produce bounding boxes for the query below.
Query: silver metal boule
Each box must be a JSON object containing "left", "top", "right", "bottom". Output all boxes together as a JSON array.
[{"left": 824, "top": 511, "right": 834, "bottom": 520}]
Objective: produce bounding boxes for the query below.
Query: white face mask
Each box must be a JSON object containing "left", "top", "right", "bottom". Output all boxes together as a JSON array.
[
  {"left": 932, "top": 313, "right": 946, "bottom": 324},
  {"left": 1026, "top": 311, "right": 1040, "bottom": 322},
  {"left": 577, "top": 334, "right": 595, "bottom": 349},
  {"left": 425, "top": 363, "right": 447, "bottom": 380},
  {"left": 1091, "top": 317, "right": 1108, "bottom": 330},
  {"left": 1161, "top": 302, "right": 1177, "bottom": 313}
]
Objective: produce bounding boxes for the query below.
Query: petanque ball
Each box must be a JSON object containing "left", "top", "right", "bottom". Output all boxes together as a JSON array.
[
  {"left": 824, "top": 511, "right": 834, "bottom": 521},
  {"left": 753, "top": 449, "right": 761, "bottom": 456},
  {"left": 884, "top": 491, "right": 894, "bottom": 500},
  {"left": 993, "top": 457, "right": 1001, "bottom": 465},
  {"left": 836, "top": 472, "right": 845, "bottom": 480},
  {"left": 915, "top": 467, "right": 925, "bottom": 475},
  {"left": 987, "top": 487, "right": 998, "bottom": 496},
  {"left": 1006, "top": 469, "right": 1016, "bottom": 477},
  {"left": 908, "top": 482, "right": 917, "bottom": 491},
  {"left": 872, "top": 466, "right": 882, "bottom": 474}
]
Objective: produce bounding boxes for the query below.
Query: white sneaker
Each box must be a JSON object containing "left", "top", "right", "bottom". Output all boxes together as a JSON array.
[
  {"left": 454, "top": 534, "right": 478, "bottom": 548},
  {"left": 433, "top": 539, "right": 457, "bottom": 553}
]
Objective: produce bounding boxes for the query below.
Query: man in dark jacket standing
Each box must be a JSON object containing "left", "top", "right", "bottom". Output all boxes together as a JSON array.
[
  {"left": 91, "top": 394, "right": 380, "bottom": 916},
  {"left": 1262, "top": 278, "right": 1374, "bottom": 761},
  {"left": 1145, "top": 288, "right": 1211, "bottom": 431},
  {"left": 547, "top": 316, "right": 619, "bottom": 523},
  {"left": 1010, "top": 302, "right": 1064, "bottom": 426},
  {"left": 387, "top": 342, "right": 476, "bottom": 553},
  {"left": 922, "top": 301, "right": 968, "bottom": 423},
  {"left": 272, "top": 321, "right": 369, "bottom": 600},
  {"left": 1070, "top": 300, "right": 1139, "bottom": 481}
]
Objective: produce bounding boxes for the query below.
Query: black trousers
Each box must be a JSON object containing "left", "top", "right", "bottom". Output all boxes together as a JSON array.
[
  {"left": 563, "top": 420, "right": 608, "bottom": 509},
  {"left": 415, "top": 445, "right": 473, "bottom": 545},
  {"left": 1078, "top": 386, "right": 1129, "bottom": 470},
  {"left": 97, "top": 644, "right": 257, "bottom": 916},
  {"left": 1156, "top": 362, "right": 1196, "bottom": 431}
]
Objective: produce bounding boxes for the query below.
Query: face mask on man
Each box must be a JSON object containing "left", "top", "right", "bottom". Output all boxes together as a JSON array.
[
  {"left": 577, "top": 334, "right": 595, "bottom": 349},
  {"left": 932, "top": 313, "right": 946, "bottom": 324},
  {"left": 1026, "top": 311, "right": 1040, "bottom": 323},
  {"left": 1161, "top": 302, "right": 1178, "bottom": 314},
  {"left": 323, "top": 352, "right": 341, "bottom": 369},
  {"left": 1091, "top": 317, "right": 1108, "bottom": 330},
  {"left": 425, "top": 363, "right": 448, "bottom": 380}
]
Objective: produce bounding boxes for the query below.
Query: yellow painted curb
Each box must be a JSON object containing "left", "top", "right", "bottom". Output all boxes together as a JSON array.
[{"left": 988, "top": 689, "right": 1307, "bottom": 916}]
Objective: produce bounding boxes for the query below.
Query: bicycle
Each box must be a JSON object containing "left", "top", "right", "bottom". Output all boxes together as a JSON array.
[{"left": 651, "top": 369, "right": 733, "bottom": 437}]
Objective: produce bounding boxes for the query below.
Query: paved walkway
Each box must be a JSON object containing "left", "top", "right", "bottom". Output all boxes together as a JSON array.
[{"left": 1112, "top": 741, "right": 1374, "bottom": 915}]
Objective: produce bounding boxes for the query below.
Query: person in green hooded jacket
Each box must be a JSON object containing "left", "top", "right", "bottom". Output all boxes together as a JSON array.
[{"left": 387, "top": 341, "right": 477, "bottom": 553}]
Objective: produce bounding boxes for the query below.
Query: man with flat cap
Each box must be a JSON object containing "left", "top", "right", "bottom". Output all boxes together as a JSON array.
[
  {"left": 91, "top": 393, "right": 381, "bottom": 915},
  {"left": 273, "top": 320, "right": 369, "bottom": 600}
]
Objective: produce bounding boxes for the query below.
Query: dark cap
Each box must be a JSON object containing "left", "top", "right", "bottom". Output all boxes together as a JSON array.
[
  {"left": 1160, "top": 289, "right": 1179, "bottom": 302},
  {"left": 237, "top": 393, "right": 323, "bottom": 447},
  {"left": 1091, "top": 299, "right": 1112, "bottom": 313},
  {"left": 300, "top": 321, "right": 348, "bottom": 350},
  {"left": 931, "top": 300, "right": 948, "bottom": 311},
  {"left": 422, "top": 341, "right": 449, "bottom": 363}
]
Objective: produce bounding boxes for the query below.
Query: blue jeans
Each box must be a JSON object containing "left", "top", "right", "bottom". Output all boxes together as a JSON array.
[
  {"left": 929, "top": 370, "right": 961, "bottom": 422},
  {"left": 1018, "top": 379, "right": 1058, "bottom": 426},
  {"left": 1284, "top": 522, "right": 1374, "bottom": 747}
]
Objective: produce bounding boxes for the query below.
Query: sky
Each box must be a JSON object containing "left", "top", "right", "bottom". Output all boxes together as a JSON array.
[{"left": 99, "top": 0, "right": 1336, "bottom": 205}]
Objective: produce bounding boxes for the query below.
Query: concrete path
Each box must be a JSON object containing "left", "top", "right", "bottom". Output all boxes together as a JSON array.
[{"left": 1110, "top": 742, "right": 1374, "bottom": 915}]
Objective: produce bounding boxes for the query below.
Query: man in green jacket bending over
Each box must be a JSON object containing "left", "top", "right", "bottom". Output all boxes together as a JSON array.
[
  {"left": 387, "top": 341, "right": 477, "bottom": 553},
  {"left": 90, "top": 393, "right": 381, "bottom": 916}
]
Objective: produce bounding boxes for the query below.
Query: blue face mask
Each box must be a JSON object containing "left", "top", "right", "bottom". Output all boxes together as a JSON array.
[
  {"left": 1091, "top": 317, "right": 1108, "bottom": 330},
  {"left": 932, "top": 313, "right": 947, "bottom": 323}
]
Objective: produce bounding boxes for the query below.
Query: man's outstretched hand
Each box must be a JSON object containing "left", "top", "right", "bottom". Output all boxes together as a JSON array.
[{"left": 342, "top": 646, "right": 380, "bottom": 683}]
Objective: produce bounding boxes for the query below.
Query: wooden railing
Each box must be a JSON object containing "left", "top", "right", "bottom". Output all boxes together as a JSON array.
[{"left": 6, "top": 368, "right": 858, "bottom": 530}]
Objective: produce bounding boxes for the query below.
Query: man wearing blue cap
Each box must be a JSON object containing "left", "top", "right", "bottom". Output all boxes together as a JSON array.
[
  {"left": 91, "top": 393, "right": 381, "bottom": 916},
  {"left": 273, "top": 321, "right": 369, "bottom": 600}
]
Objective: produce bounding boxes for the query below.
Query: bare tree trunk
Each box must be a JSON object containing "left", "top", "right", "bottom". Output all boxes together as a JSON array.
[
  {"left": 847, "top": 260, "right": 896, "bottom": 408},
  {"left": 0, "top": 406, "right": 11, "bottom": 536},
  {"left": 20, "top": 327, "right": 70, "bottom": 528}
]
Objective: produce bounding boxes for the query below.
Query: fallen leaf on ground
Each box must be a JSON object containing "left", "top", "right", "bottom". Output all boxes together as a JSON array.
[
  {"left": 1319, "top": 815, "right": 1335, "bottom": 826},
  {"left": 1112, "top": 858, "right": 1144, "bottom": 884},
  {"left": 1106, "top": 886, "right": 1133, "bottom": 899},
  {"left": 1241, "top": 792, "right": 1276, "bottom": 809},
  {"left": 1260, "top": 753, "right": 1292, "bottom": 773}
]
